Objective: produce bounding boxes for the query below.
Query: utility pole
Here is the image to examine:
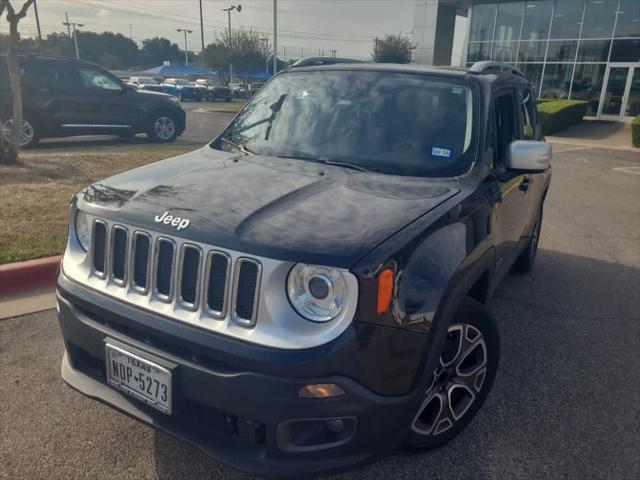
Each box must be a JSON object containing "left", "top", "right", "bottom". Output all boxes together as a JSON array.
[
  {"left": 33, "top": 0, "right": 42, "bottom": 48},
  {"left": 63, "top": 17, "right": 84, "bottom": 59},
  {"left": 331, "top": 49, "right": 337, "bottom": 58},
  {"left": 64, "top": 12, "right": 71, "bottom": 38},
  {"left": 177, "top": 28, "right": 193, "bottom": 66},
  {"left": 198, "top": 0, "right": 205, "bottom": 67},
  {"left": 129, "top": 23, "right": 133, "bottom": 41},
  {"left": 273, "top": 0, "right": 277, "bottom": 74}
]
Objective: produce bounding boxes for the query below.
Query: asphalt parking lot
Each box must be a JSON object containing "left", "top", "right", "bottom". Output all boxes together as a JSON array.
[{"left": 1, "top": 143, "right": 639, "bottom": 479}]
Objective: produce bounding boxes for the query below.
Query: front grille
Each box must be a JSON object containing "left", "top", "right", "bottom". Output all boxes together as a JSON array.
[{"left": 90, "top": 222, "right": 261, "bottom": 327}]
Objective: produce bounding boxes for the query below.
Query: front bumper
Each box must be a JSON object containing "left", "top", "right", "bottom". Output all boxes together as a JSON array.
[{"left": 56, "top": 273, "right": 426, "bottom": 477}]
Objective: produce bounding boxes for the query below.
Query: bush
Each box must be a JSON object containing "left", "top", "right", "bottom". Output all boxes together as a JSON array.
[
  {"left": 536, "top": 100, "right": 589, "bottom": 135},
  {"left": 632, "top": 116, "right": 640, "bottom": 148}
]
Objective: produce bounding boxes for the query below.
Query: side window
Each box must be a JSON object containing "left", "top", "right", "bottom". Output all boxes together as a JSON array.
[
  {"left": 519, "top": 88, "right": 536, "bottom": 140},
  {"left": 77, "top": 66, "right": 122, "bottom": 91},
  {"left": 492, "top": 92, "right": 517, "bottom": 169},
  {"left": 22, "top": 61, "right": 72, "bottom": 89}
]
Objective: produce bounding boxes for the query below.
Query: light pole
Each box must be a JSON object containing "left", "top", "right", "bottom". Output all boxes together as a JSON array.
[
  {"left": 63, "top": 18, "right": 84, "bottom": 60},
  {"left": 221, "top": 5, "right": 241, "bottom": 87},
  {"left": 177, "top": 28, "right": 193, "bottom": 66},
  {"left": 261, "top": 37, "right": 269, "bottom": 75},
  {"left": 198, "top": 0, "right": 205, "bottom": 67},
  {"left": 273, "top": 0, "right": 277, "bottom": 74}
]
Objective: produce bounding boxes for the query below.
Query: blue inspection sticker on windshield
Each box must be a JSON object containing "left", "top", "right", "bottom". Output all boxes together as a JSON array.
[{"left": 430, "top": 146, "right": 452, "bottom": 158}]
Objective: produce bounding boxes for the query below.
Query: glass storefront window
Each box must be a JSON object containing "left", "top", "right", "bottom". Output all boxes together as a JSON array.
[
  {"left": 550, "top": 0, "right": 584, "bottom": 39},
  {"left": 494, "top": 1, "right": 525, "bottom": 42},
  {"left": 492, "top": 41, "right": 519, "bottom": 63},
  {"left": 541, "top": 63, "right": 573, "bottom": 99},
  {"left": 577, "top": 39, "right": 611, "bottom": 62},
  {"left": 571, "top": 64, "right": 606, "bottom": 115},
  {"left": 519, "top": 63, "right": 544, "bottom": 94},
  {"left": 521, "top": 0, "right": 553, "bottom": 41},
  {"left": 581, "top": 0, "right": 617, "bottom": 39},
  {"left": 610, "top": 39, "right": 640, "bottom": 62},
  {"left": 614, "top": 0, "right": 640, "bottom": 38},
  {"left": 626, "top": 68, "right": 640, "bottom": 117},
  {"left": 518, "top": 40, "right": 547, "bottom": 62},
  {"left": 545, "top": 40, "right": 577, "bottom": 62},
  {"left": 467, "top": 42, "right": 492, "bottom": 63},
  {"left": 470, "top": 3, "right": 497, "bottom": 42}
]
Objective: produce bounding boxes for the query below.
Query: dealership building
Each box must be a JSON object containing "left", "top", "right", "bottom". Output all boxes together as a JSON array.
[{"left": 412, "top": 0, "right": 640, "bottom": 119}]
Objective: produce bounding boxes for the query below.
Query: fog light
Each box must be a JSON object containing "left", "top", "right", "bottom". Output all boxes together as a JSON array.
[
  {"left": 324, "top": 419, "right": 344, "bottom": 433},
  {"left": 299, "top": 383, "right": 345, "bottom": 398}
]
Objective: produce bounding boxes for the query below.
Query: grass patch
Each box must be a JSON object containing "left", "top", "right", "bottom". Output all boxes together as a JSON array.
[
  {"left": 0, "top": 142, "right": 199, "bottom": 264},
  {"left": 193, "top": 100, "right": 245, "bottom": 113}
]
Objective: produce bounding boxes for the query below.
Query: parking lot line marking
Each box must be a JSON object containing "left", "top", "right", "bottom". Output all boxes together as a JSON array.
[{"left": 612, "top": 166, "right": 640, "bottom": 176}]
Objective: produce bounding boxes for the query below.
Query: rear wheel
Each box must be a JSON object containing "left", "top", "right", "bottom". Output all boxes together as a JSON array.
[
  {"left": 146, "top": 111, "right": 178, "bottom": 143},
  {"left": 2, "top": 116, "right": 39, "bottom": 148},
  {"left": 405, "top": 298, "right": 500, "bottom": 451}
]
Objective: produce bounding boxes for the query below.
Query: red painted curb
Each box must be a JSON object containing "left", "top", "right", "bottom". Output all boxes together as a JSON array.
[{"left": 0, "top": 256, "right": 61, "bottom": 296}]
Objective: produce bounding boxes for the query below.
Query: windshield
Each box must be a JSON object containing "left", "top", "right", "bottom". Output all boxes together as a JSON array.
[
  {"left": 175, "top": 79, "right": 191, "bottom": 86},
  {"left": 215, "top": 70, "right": 476, "bottom": 177}
]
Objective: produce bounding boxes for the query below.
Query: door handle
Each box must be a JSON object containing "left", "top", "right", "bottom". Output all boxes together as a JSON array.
[{"left": 519, "top": 177, "right": 531, "bottom": 192}]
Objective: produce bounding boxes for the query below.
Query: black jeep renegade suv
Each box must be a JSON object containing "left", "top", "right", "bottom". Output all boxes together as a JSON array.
[{"left": 56, "top": 61, "right": 552, "bottom": 477}]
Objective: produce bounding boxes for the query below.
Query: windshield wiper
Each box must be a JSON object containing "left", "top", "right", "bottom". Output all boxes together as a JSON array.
[
  {"left": 220, "top": 137, "right": 255, "bottom": 155},
  {"left": 277, "top": 154, "right": 376, "bottom": 173},
  {"left": 319, "top": 159, "right": 377, "bottom": 173}
]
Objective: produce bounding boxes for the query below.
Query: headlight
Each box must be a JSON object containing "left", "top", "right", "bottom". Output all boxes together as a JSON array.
[
  {"left": 287, "top": 263, "right": 348, "bottom": 322},
  {"left": 75, "top": 210, "right": 91, "bottom": 251}
]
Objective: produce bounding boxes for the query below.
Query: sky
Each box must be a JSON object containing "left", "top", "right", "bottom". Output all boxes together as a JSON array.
[{"left": 6, "top": 0, "right": 420, "bottom": 60}]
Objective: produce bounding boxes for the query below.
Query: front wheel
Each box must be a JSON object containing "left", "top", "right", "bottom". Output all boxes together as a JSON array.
[
  {"left": 146, "top": 112, "right": 178, "bottom": 143},
  {"left": 405, "top": 298, "right": 500, "bottom": 451},
  {"left": 2, "top": 116, "right": 39, "bottom": 148}
]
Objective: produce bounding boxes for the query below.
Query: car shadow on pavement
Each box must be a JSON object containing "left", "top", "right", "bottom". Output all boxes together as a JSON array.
[{"left": 152, "top": 248, "right": 639, "bottom": 480}]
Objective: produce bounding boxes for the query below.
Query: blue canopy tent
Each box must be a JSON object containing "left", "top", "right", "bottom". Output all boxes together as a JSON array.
[{"left": 142, "top": 64, "right": 217, "bottom": 77}]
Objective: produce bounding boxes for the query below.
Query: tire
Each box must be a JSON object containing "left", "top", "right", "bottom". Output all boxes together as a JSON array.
[
  {"left": 2, "top": 115, "right": 40, "bottom": 148},
  {"left": 177, "top": 92, "right": 184, "bottom": 102},
  {"left": 512, "top": 205, "right": 543, "bottom": 274},
  {"left": 404, "top": 297, "right": 500, "bottom": 451},
  {"left": 146, "top": 111, "right": 178, "bottom": 143}
]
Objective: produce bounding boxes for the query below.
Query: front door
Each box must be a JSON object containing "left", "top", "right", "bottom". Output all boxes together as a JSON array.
[{"left": 598, "top": 63, "right": 640, "bottom": 118}]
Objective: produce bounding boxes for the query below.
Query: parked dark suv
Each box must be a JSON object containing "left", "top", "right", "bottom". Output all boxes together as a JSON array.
[
  {"left": 56, "top": 61, "right": 551, "bottom": 477},
  {"left": 0, "top": 54, "right": 186, "bottom": 147}
]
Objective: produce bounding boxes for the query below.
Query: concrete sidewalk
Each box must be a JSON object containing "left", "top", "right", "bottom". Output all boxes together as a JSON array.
[{"left": 547, "top": 117, "right": 637, "bottom": 151}]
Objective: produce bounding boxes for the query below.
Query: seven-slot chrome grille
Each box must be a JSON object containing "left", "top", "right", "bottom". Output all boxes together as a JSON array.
[{"left": 91, "top": 219, "right": 262, "bottom": 327}]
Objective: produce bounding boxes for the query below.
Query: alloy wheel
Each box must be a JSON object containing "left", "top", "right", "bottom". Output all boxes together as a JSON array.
[
  {"left": 411, "top": 323, "right": 488, "bottom": 436},
  {"left": 153, "top": 116, "right": 176, "bottom": 140},
  {"left": 2, "top": 119, "right": 34, "bottom": 147}
]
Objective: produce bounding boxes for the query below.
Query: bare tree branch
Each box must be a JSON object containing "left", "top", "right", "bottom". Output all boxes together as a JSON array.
[{"left": 15, "top": 0, "right": 34, "bottom": 20}]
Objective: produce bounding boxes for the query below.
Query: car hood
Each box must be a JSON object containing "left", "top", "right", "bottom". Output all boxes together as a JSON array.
[{"left": 77, "top": 147, "right": 460, "bottom": 267}]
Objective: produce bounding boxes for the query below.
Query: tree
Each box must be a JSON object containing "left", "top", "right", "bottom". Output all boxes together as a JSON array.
[
  {"left": 141, "top": 37, "right": 183, "bottom": 66},
  {"left": 205, "top": 28, "right": 269, "bottom": 73},
  {"left": 372, "top": 34, "right": 415, "bottom": 64},
  {"left": 1, "top": 0, "right": 35, "bottom": 165}
]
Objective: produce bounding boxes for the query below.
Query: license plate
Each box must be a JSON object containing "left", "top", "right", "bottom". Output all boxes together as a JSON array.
[{"left": 105, "top": 344, "right": 172, "bottom": 415}]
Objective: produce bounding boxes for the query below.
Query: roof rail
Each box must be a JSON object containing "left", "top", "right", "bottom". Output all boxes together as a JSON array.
[{"left": 467, "top": 61, "right": 524, "bottom": 77}]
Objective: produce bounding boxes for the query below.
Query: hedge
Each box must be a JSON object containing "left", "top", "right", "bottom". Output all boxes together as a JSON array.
[
  {"left": 536, "top": 100, "right": 589, "bottom": 135},
  {"left": 632, "top": 115, "right": 640, "bottom": 148}
]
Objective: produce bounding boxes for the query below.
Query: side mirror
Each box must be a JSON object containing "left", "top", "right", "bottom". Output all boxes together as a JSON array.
[{"left": 506, "top": 140, "right": 552, "bottom": 172}]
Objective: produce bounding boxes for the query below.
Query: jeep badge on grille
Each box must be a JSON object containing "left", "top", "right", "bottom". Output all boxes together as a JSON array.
[{"left": 154, "top": 211, "right": 190, "bottom": 231}]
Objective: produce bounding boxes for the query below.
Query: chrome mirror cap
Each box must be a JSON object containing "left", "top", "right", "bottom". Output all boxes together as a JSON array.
[{"left": 506, "top": 140, "right": 552, "bottom": 172}]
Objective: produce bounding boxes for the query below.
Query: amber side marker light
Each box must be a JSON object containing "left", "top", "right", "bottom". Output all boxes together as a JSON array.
[
  {"left": 377, "top": 268, "right": 394, "bottom": 314},
  {"left": 299, "top": 383, "right": 346, "bottom": 398}
]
